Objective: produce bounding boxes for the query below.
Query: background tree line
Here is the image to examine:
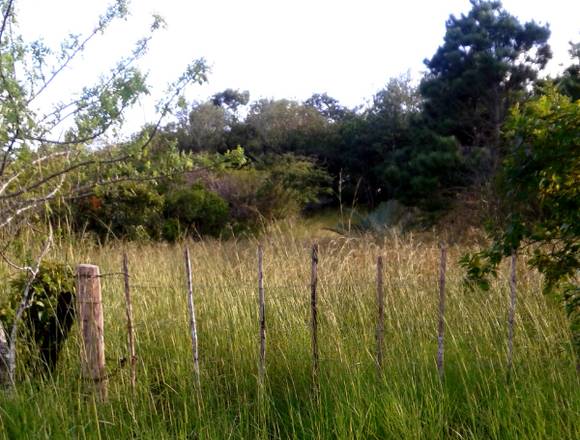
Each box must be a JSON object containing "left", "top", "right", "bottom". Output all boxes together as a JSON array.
[
  {"left": 54, "top": 1, "right": 578, "bottom": 246},
  {"left": 1, "top": 0, "right": 578, "bottom": 385}
]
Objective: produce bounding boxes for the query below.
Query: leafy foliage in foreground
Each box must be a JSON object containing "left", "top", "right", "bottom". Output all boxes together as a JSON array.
[
  {"left": 462, "top": 90, "right": 579, "bottom": 289},
  {"left": 461, "top": 89, "right": 580, "bottom": 362},
  {"left": 0, "top": 0, "right": 209, "bottom": 233},
  {"left": 0, "top": 261, "right": 75, "bottom": 374}
]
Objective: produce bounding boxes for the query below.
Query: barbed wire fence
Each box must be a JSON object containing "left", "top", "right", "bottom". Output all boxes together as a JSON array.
[{"left": 72, "top": 241, "right": 522, "bottom": 402}]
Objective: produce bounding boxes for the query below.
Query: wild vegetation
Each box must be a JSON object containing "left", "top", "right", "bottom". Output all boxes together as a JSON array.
[
  {"left": 0, "top": 0, "right": 578, "bottom": 438},
  {"left": 0, "top": 229, "right": 579, "bottom": 439}
]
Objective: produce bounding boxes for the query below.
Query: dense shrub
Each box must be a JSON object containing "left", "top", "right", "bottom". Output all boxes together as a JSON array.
[
  {"left": 202, "top": 169, "right": 265, "bottom": 229},
  {"left": 202, "top": 154, "right": 332, "bottom": 227},
  {"left": 0, "top": 261, "right": 75, "bottom": 374},
  {"left": 461, "top": 89, "right": 580, "bottom": 368},
  {"left": 164, "top": 185, "right": 229, "bottom": 239},
  {"left": 58, "top": 148, "right": 330, "bottom": 240},
  {"left": 256, "top": 154, "right": 332, "bottom": 216},
  {"left": 71, "top": 181, "right": 165, "bottom": 241}
]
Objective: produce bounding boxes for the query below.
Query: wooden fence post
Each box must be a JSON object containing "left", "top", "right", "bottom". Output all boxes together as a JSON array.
[
  {"left": 507, "top": 252, "right": 517, "bottom": 378},
  {"left": 122, "top": 253, "right": 136, "bottom": 394},
  {"left": 437, "top": 243, "right": 447, "bottom": 380},
  {"left": 311, "top": 243, "right": 319, "bottom": 382},
  {"left": 258, "top": 245, "right": 266, "bottom": 383},
  {"left": 376, "top": 255, "right": 385, "bottom": 375},
  {"left": 76, "top": 264, "right": 108, "bottom": 401},
  {"left": 184, "top": 248, "right": 200, "bottom": 386}
]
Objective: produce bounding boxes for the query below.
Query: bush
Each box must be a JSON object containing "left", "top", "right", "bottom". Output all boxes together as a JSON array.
[
  {"left": 200, "top": 154, "right": 332, "bottom": 229},
  {"left": 60, "top": 149, "right": 331, "bottom": 240},
  {"left": 161, "top": 218, "right": 184, "bottom": 242},
  {"left": 164, "top": 185, "right": 229, "bottom": 238},
  {"left": 0, "top": 261, "right": 75, "bottom": 374},
  {"left": 202, "top": 169, "right": 265, "bottom": 230},
  {"left": 70, "top": 181, "right": 165, "bottom": 241},
  {"left": 253, "top": 154, "right": 331, "bottom": 219},
  {"left": 460, "top": 89, "right": 580, "bottom": 368}
]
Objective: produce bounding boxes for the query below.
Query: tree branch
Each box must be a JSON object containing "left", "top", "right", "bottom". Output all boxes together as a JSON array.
[
  {"left": 7, "top": 223, "right": 53, "bottom": 387},
  {"left": 0, "top": 0, "right": 14, "bottom": 45}
]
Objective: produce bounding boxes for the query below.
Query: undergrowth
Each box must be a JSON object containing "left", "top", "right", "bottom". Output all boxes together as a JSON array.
[{"left": 0, "top": 224, "right": 577, "bottom": 439}]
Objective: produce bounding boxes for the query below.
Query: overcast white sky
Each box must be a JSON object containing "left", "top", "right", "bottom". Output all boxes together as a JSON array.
[{"left": 14, "top": 0, "right": 580, "bottom": 133}]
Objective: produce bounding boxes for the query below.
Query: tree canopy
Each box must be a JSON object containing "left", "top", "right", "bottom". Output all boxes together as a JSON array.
[{"left": 420, "top": 0, "right": 551, "bottom": 160}]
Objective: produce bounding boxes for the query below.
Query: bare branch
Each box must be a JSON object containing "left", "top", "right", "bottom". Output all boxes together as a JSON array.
[
  {"left": 0, "top": 151, "right": 70, "bottom": 195},
  {"left": 0, "top": 172, "right": 66, "bottom": 228},
  {"left": 0, "top": 249, "right": 31, "bottom": 272},
  {"left": 0, "top": 131, "right": 20, "bottom": 178},
  {"left": 0, "top": 0, "right": 14, "bottom": 45},
  {"left": 7, "top": 223, "right": 53, "bottom": 386},
  {"left": 27, "top": 28, "right": 101, "bottom": 104}
]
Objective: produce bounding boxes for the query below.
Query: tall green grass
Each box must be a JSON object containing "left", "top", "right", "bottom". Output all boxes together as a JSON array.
[{"left": 0, "top": 225, "right": 578, "bottom": 439}]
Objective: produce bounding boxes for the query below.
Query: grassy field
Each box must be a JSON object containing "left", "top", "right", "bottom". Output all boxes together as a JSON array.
[{"left": 0, "top": 223, "right": 578, "bottom": 439}]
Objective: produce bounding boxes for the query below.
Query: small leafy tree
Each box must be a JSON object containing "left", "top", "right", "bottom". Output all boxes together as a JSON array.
[
  {"left": 164, "top": 185, "right": 229, "bottom": 238},
  {"left": 304, "top": 93, "right": 349, "bottom": 123},
  {"left": 421, "top": 0, "right": 551, "bottom": 159},
  {"left": 244, "top": 98, "right": 328, "bottom": 154},
  {"left": 461, "top": 89, "right": 580, "bottom": 371},
  {"left": 0, "top": 0, "right": 208, "bottom": 387},
  {"left": 174, "top": 101, "right": 229, "bottom": 153},
  {"left": 1, "top": 261, "right": 75, "bottom": 375},
  {"left": 211, "top": 88, "right": 250, "bottom": 118},
  {"left": 254, "top": 154, "right": 332, "bottom": 219}
]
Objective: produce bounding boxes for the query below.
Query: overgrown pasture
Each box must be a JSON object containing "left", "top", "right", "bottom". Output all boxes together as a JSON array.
[{"left": 0, "top": 226, "right": 578, "bottom": 439}]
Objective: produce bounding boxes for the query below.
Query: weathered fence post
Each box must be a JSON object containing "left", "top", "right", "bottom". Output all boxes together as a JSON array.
[
  {"left": 376, "top": 255, "right": 385, "bottom": 375},
  {"left": 258, "top": 245, "right": 266, "bottom": 383},
  {"left": 122, "top": 253, "right": 136, "bottom": 394},
  {"left": 507, "top": 251, "right": 517, "bottom": 379},
  {"left": 184, "top": 248, "right": 200, "bottom": 386},
  {"left": 437, "top": 243, "right": 447, "bottom": 380},
  {"left": 311, "top": 243, "right": 319, "bottom": 382},
  {"left": 0, "top": 322, "right": 9, "bottom": 387},
  {"left": 76, "top": 264, "right": 108, "bottom": 401}
]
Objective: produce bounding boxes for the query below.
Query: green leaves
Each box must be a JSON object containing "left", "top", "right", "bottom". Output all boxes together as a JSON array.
[
  {"left": 421, "top": 0, "right": 551, "bottom": 149},
  {"left": 461, "top": 88, "right": 579, "bottom": 357},
  {"left": 164, "top": 184, "right": 229, "bottom": 238},
  {"left": 0, "top": 1, "right": 210, "bottom": 233},
  {"left": 1, "top": 261, "right": 75, "bottom": 331},
  {"left": 459, "top": 245, "right": 502, "bottom": 291}
]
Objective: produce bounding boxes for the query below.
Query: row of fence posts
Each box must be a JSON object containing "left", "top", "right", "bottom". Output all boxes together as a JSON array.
[{"left": 75, "top": 243, "right": 518, "bottom": 401}]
